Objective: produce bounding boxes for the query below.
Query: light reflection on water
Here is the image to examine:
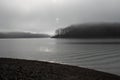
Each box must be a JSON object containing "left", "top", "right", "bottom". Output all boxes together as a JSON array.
[
  {"left": 39, "top": 47, "right": 53, "bottom": 52},
  {"left": 0, "top": 38, "right": 120, "bottom": 75}
]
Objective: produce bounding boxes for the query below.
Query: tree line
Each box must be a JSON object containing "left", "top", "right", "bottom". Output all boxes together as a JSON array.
[{"left": 53, "top": 23, "right": 120, "bottom": 38}]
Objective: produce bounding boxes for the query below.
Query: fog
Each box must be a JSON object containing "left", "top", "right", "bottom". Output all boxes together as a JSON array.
[{"left": 0, "top": 0, "right": 120, "bottom": 34}]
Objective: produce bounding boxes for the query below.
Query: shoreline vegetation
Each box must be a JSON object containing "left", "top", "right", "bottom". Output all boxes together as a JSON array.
[
  {"left": 0, "top": 32, "right": 50, "bottom": 38},
  {"left": 0, "top": 58, "right": 120, "bottom": 80},
  {"left": 53, "top": 23, "right": 120, "bottom": 39}
]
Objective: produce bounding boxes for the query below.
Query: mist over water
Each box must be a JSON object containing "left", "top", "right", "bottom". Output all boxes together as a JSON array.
[{"left": 0, "top": 38, "right": 120, "bottom": 75}]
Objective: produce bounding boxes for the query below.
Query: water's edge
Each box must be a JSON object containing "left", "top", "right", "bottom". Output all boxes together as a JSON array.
[{"left": 0, "top": 57, "right": 120, "bottom": 80}]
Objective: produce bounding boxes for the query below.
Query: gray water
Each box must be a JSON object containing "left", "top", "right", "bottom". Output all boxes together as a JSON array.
[{"left": 0, "top": 38, "right": 120, "bottom": 75}]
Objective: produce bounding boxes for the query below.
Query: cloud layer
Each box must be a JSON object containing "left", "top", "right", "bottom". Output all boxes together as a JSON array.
[{"left": 0, "top": 0, "right": 120, "bottom": 34}]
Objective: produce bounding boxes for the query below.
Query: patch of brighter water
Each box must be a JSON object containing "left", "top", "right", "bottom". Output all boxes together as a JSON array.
[{"left": 39, "top": 47, "right": 53, "bottom": 53}]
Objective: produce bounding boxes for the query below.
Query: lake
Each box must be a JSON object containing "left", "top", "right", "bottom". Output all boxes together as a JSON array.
[{"left": 0, "top": 38, "right": 120, "bottom": 75}]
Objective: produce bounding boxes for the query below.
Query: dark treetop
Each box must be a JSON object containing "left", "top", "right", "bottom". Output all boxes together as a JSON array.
[{"left": 53, "top": 23, "right": 120, "bottom": 38}]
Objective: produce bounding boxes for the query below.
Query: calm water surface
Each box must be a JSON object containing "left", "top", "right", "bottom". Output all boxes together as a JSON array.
[{"left": 0, "top": 38, "right": 120, "bottom": 75}]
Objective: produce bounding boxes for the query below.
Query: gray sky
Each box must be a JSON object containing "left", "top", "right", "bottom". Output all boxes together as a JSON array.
[{"left": 0, "top": 0, "right": 120, "bottom": 34}]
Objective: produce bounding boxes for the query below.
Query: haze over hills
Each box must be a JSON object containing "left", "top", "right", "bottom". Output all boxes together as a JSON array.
[
  {"left": 0, "top": 32, "right": 50, "bottom": 38},
  {"left": 53, "top": 23, "right": 120, "bottom": 38}
]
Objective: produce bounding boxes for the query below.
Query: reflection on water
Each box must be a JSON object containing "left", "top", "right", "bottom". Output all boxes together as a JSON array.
[
  {"left": 39, "top": 47, "right": 53, "bottom": 52},
  {"left": 0, "top": 38, "right": 120, "bottom": 75}
]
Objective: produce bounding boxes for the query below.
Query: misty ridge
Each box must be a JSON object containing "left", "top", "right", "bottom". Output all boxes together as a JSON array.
[
  {"left": 53, "top": 23, "right": 120, "bottom": 38},
  {"left": 0, "top": 32, "right": 50, "bottom": 38},
  {"left": 1, "top": 23, "right": 120, "bottom": 39}
]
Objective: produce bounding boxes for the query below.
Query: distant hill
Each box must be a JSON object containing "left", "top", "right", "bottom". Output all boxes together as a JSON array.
[
  {"left": 0, "top": 32, "right": 50, "bottom": 38},
  {"left": 53, "top": 23, "right": 120, "bottom": 38}
]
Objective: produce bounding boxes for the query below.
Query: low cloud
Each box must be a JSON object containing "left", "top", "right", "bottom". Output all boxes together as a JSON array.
[{"left": 0, "top": 0, "right": 120, "bottom": 33}]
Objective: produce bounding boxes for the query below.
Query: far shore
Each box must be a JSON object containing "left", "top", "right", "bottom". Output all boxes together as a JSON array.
[{"left": 0, "top": 58, "right": 120, "bottom": 80}]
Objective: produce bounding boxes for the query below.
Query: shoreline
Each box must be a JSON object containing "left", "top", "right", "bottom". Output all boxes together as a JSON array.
[{"left": 0, "top": 58, "right": 120, "bottom": 80}]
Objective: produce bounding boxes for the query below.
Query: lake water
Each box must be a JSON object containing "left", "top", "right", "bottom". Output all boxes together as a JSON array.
[{"left": 0, "top": 38, "right": 120, "bottom": 75}]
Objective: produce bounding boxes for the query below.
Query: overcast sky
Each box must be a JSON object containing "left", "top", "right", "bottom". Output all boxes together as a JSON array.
[{"left": 0, "top": 0, "right": 120, "bottom": 34}]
